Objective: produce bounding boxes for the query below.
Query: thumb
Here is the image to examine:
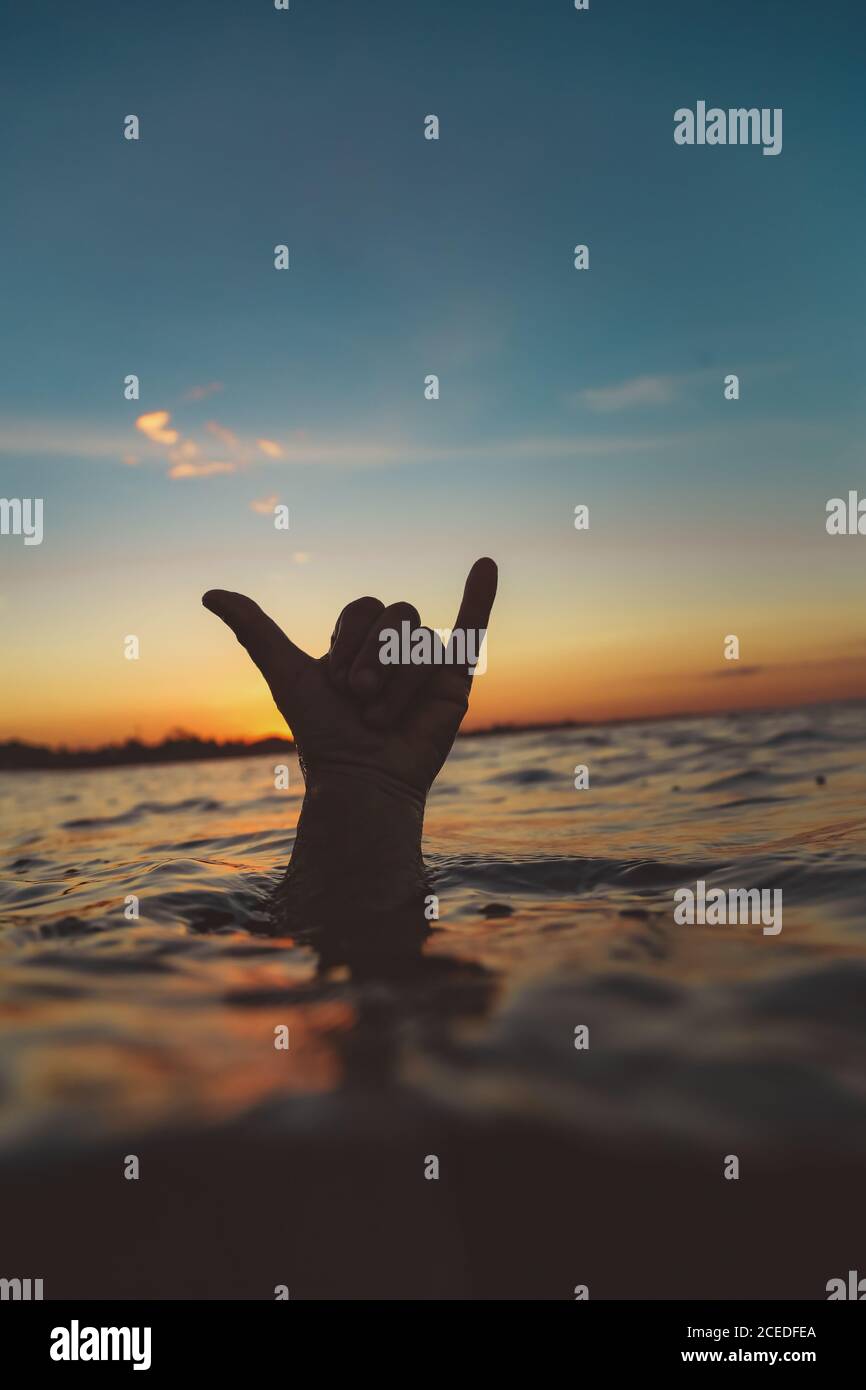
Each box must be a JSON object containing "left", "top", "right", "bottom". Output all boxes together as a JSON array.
[{"left": 202, "top": 589, "right": 310, "bottom": 715}]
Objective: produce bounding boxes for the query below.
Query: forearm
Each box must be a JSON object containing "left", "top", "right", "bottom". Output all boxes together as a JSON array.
[{"left": 277, "top": 766, "right": 429, "bottom": 932}]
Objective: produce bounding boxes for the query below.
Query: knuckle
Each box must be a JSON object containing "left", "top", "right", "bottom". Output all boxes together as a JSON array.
[{"left": 393, "top": 601, "right": 420, "bottom": 625}]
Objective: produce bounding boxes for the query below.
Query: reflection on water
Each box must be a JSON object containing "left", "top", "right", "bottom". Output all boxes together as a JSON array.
[{"left": 3, "top": 701, "right": 866, "bottom": 1159}]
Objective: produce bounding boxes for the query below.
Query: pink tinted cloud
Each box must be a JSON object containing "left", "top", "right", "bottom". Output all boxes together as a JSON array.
[
  {"left": 135, "top": 410, "right": 179, "bottom": 445},
  {"left": 206, "top": 421, "right": 240, "bottom": 450},
  {"left": 249, "top": 493, "right": 279, "bottom": 514},
  {"left": 183, "top": 382, "right": 224, "bottom": 402},
  {"left": 257, "top": 438, "right": 284, "bottom": 458},
  {"left": 168, "top": 460, "right": 235, "bottom": 479}
]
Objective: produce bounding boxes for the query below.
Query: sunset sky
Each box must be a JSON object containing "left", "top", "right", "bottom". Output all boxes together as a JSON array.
[{"left": 1, "top": 0, "right": 864, "bottom": 746}]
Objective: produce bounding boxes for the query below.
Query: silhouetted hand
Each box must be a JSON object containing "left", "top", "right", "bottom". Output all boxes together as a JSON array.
[{"left": 202, "top": 557, "right": 497, "bottom": 797}]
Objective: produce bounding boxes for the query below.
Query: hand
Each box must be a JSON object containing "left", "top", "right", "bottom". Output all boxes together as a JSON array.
[{"left": 202, "top": 557, "right": 497, "bottom": 798}]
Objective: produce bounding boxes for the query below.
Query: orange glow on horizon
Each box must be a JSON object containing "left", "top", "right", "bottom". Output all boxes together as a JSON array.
[{"left": 4, "top": 647, "right": 866, "bottom": 751}]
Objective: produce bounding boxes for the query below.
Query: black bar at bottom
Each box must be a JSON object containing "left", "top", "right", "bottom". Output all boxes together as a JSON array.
[{"left": 1, "top": 1299, "right": 861, "bottom": 1375}]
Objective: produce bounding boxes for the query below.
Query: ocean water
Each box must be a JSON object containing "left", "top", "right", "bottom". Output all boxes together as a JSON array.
[{"left": 2, "top": 701, "right": 866, "bottom": 1298}]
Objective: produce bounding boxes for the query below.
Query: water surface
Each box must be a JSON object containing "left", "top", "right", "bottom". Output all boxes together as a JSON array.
[{"left": 2, "top": 703, "right": 865, "bottom": 1296}]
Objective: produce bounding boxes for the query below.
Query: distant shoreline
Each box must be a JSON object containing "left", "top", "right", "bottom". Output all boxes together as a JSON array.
[
  {"left": 0, "top": 727, "right": 573, "bottom": 771},
  {"left": 2, "top": 697, "right": 863, "bottom": 771}
]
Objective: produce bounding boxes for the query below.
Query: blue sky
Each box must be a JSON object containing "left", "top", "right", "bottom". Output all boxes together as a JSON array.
[{"left": 1, "top": 0, "right": 864, "bottom": 741}]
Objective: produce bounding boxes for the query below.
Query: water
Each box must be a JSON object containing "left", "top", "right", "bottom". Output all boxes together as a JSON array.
[{"left": 2, "top": 702, "right": 866, "bottom": 1297}]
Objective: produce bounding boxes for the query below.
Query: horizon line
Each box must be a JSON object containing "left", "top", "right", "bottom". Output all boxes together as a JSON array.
[{"left": 2, "top": 693, "right": 864, "bottom": 771}]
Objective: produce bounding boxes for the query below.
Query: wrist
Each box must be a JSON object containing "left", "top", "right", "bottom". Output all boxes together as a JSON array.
[
  {"left": 279, "top": 764, "right": 428, "bottom": 930},
  {"left": 304, "top": 762, "right": 426, "bottom": 814}
]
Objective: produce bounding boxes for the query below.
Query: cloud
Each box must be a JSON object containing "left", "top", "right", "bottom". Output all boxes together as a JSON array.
[
  {"left": 705, "top": 666, "right": 764, "bottom": 679},
  {"left": 135, "top": 410, "right": 179, "bottom": 445},
  {"left": 0, "top": 420, "right": 135, "bottom": 460},
  {"left": 0, "top": 412, "right": 836, "bottom": 475},
  {"left": 133, "top": 411, "right": 245, "bottom": 480},
  {"left": 182, "top": 382, "right": 224, "bottom": 402},
  {"left": 250, "top": 493, "right": 279, "bottom": 514},
  {"left": 168, "top": 460, "right": 235, "bottom": 479},
  {"left": 571, "top": 362, "right": 788, "bottom": 413},
  {"left": 257, "top": 438, "right": 284, "bottom": 459},
  {"left": 128, "top": 407, "right": 246, "bottom": 481},
  {"left": 573, "top": 374, "right": 681, "bottom": 413},
  {"left": 0, "top": 417, "right": 661, "bottom": 469},
  {"left": 206, "top": 420, "right": 240, "bottom": 450},
  {"left": 168, "top": 440, "right": 201, "bottom": 465},
  {"left": 244, "top": 431, "right": 689, "bottom": 467}
]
